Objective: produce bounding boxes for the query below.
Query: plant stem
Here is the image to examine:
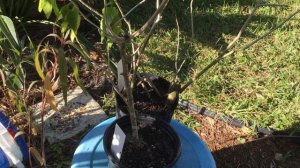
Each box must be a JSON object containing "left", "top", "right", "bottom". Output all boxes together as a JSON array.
[
  {"left": 180, "top": 8, "right": 300, "bottom": 93},
  {"left": 118, "top": 42, "right": 139, "bottom": 140},
  {"left": 190, "top": 0, "right": 194, "bottom": 38},
  {"left": 40, "top": 95, "right": 46, "bottom": 166}
]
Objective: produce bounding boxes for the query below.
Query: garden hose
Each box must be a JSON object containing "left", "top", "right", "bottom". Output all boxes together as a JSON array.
[{"left": 178, "top": 99, "right": 276, "bottom": 136}]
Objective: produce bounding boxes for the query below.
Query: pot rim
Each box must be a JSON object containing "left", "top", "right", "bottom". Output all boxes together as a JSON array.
[{"left": 103, "top": 115, "right": 181, "bottom": 168}]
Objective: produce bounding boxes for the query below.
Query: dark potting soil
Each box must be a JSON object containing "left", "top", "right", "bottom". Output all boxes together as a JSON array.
[
  {"left": 120, "top": 123, "right": 176, "bottom": 168},
  {"left": 119, "top": 77, "right": 171, "bottom": 117}
]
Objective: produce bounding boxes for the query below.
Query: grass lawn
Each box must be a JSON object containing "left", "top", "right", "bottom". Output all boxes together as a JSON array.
[{"left": 120, "top": 0, "right": 300, "bottom": 131}]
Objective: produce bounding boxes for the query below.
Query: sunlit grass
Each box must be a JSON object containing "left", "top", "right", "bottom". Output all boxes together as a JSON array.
[{"left": 138, "top": 0, "right": 300, "bottom": 130}]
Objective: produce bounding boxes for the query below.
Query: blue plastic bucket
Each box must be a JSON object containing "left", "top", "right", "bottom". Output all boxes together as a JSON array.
[
  {"left": 72, "top": 117, "right": 216, "bottom": 168},
  {"left": 0, "top": 147, "right": 9, "bottom": 168},
  {"left": 0, "top": 111, "right": 29, "bottom": 167}
]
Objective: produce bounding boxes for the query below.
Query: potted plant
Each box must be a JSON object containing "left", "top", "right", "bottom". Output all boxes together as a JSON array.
[
  {"left": 98, "top": 0, "right": 181, "bottom": 123},
  {"left": 97, "top": 0, "right": 182, "bottom": 167}
]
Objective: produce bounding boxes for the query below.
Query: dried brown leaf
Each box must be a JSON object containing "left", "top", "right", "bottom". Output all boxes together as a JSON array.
[
  {"left": 29, "top": 147, "right": 44, "bottom": 166},
  {"left": 44, "top": 73, "right": 58, "bottom": 112}
]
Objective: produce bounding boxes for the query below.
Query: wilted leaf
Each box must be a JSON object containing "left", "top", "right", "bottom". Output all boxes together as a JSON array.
[
  {"left": 31, "top": 121, "right": 41, "bottom": 136},
  {"left": 0, "top": 69, "right": 6, "bottom": 86},
  {"left": 51, "top": 78, "right": 61, "bottom": 92},
  {"left": 14, "top": 131, "right": 26, "bottom": 139},
  {"left": 34, "top": 48, "right": 45, "bottom": 80},
  {"left": 44, "top": 73, "right": 58, "bottom": 111},
  {"left": 29, "top": 147, "right": 44, "bottom": 166}
]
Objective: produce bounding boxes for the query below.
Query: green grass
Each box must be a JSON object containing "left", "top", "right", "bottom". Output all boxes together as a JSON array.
[{"left": 125, "top": 0, "right": 300, "bottom": 130}]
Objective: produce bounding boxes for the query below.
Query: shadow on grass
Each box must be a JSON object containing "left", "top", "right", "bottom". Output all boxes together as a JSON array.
[
  {"left": 119, "top": 0, "right": 279, "bottom": 84},
  {"left": 213, "top": 121, "right": 300, "bottom": 168},
  {"left": 122, "top": 0, "right": 277, "bottom": 50}
]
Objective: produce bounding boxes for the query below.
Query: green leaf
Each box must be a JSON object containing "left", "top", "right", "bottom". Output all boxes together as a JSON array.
[
  {"left": 60, "top": 4, "right": 81, "bottom": 41},
  {"left": 61, "top": 21, "right": 68, "bottom": 33},
  {"left": 100, "top": 5, "right": 122, "bottom": 51},
  {"left": 0, "top": 15, "right": 20, "bottom": 50},
  {"left": 38, "top": 0, "right": 53, "bottom": 18},
  {"left": 38, "top": 0, "right": 59, "bottom": 19},
  {"left": 5, "top": 71, "right": 23, "bottom": 90},
  {"left": 57, "top": 48, "right": 68, "bottom": 105},
  {"left": 102, "top": 6, "right": 122, "bottom": 36},
  {"left": 68, "top": 59, "right": 86, "bottom": 92},
  {"left": 70, "top": 30, "right": 76, "bottom": 42}
]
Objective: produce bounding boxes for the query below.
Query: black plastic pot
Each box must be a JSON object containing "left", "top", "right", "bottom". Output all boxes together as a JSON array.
[
  {"left": 116, "top": 74, "right": 179, "bottom": 122},
  {"left": 103, "top": 116, "right": 181, "bottom": 168}
]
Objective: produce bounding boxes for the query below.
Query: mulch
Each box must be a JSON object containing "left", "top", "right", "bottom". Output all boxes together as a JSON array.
[{"left": 190, "top": 113, "right": 300, "bottom": 168}]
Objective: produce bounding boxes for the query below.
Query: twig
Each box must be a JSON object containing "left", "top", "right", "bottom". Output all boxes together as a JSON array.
[
  {"left": 180, "top": 1, "right": 262, "bottom": 92},
  {"left": 156, "top": 0, "right": 161, "bottom": 23},
  {"left": 226, "top": 1, "right": 261, "bottom": 51},
  {"left": 131, "top": 0, "right": 169, "bottom": 38},
  {"left": 240, "top": 8, "right": 300, "bottom": 51},
  {"left": 71, "top": 0, "right": 102, "bottom": 19},
  {"left": 138, "top": 75, "right": 162, "bottom": 97},
  {"left": 175, "top": 18, "right": 180, "bottom": 75},
  {"left": 113, "top": 0, "right": 147, "bottom": 28},
  {"left": 70, "top": 1, "right": 99, "bottom": 29},
  {"left": 28, "top": 110, "right": 32, "bottom": 168},
  {"left": 40, "top": 94, "right": 46, "bottom": 166},
  {"left": 180, "top": 8, "right": 300, "bottom": 93},
  {"left": 106, "top": 77, "right": 127, "bottom": 103},
  {"left": 114, "top": 0, "right": 136, "bottom": 70},
  {"left": 190, "top": 0, "right": 194, "bottom": 38},
  {"left": 132, "top": 0, "right": 164, "bottom": 80}
]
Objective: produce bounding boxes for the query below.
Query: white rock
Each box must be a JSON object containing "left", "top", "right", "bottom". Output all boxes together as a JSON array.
[{"left": 32, "top": 86, "right": 107, "bottom": 143}]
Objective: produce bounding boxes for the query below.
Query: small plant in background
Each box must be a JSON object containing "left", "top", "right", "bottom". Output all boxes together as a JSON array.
[
  {"left": 0, "top": 15, "right": 34, "bottom": 113},
  {"left": 0, "top": 0, "right": 39, "bottom": 21}
]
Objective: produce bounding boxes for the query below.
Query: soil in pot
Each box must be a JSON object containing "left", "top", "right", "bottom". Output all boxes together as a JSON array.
[
  {"left": 116, "top": 75, "right": 179, "bottom": 122},
  {"left": 104, "top": 116, "right": 181, "bottom": 168}
]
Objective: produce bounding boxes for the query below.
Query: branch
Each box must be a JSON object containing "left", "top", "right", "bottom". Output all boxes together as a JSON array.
[
  {"left": 71, "top": 0, "right": 102, "bottom": 19},
  {"left": 131, "top": 0, "right": 169, "bottom": 38},
  {"left": 132, "top": 0, "right": 163, "bottom": 77},
  {"left": 240, "top": 8, "right": 300, "bottom": 51},
  {"left": 114, "top": 0, "right": 136, "bottom": 70},
  {"left": 180, "top": 8, "right": 300, "bottom": 93},
  {"left": 119, "top": 43, "right": 139, "bottom": 140},
  {"left": 113, "top": 0, "right": 147, "bottom": 28}
]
